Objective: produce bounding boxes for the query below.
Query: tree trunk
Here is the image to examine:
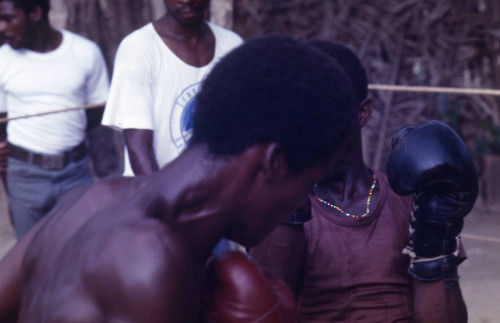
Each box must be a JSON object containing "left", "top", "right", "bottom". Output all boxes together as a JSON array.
[
  {"left": 64, "top": 0, "right": 160, "bottom": 71},
  {"left": 210, "top": 0, "right": 234, "bottom": 29}
]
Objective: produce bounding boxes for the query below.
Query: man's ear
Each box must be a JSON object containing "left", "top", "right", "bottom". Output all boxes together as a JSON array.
[
  {"left": 261, "top": 143, "right": 289, "bottom": 183},
  {"left": 358, "top": 98, "right": 373, "bottom": 128},
  {"left": 28, "top": 6, "right": 43, "bottom": 23}
]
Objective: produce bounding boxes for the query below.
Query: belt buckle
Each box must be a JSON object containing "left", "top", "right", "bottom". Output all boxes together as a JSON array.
[{"left": 41, "top": 155, "right": 66, "bottom": 170}]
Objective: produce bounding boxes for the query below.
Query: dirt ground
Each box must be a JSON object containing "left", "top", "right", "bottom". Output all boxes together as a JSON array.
[
  {"left": 459, "top": 200, "right": 500, "bottom": 323},
  {"left": 0, "top": 182, "right": 499, "bottom": 322}
]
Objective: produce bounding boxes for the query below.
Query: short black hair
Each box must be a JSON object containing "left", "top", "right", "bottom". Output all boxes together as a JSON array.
[
  {"left": 190, "top": 35, "right": 357, "bottom": 172},
  {"left": 308, "top": 40, "right": 368, "bottom": 103},
  {"left": 1, "top": 0, "right": 50, "bottom": 17}
]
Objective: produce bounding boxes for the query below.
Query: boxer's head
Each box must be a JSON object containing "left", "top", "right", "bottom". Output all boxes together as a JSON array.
[
  {"left": 191, "top": 35, "right": 357, "bottom": 246},
  {"left": 308, "top": 40, "right": 369, "bottom": 105},
  {"left": 308, "top": 40, "right": 373, "bottom": 183},
  {"left": 0, "top": 0, "right": 50, "bottom": 49}
]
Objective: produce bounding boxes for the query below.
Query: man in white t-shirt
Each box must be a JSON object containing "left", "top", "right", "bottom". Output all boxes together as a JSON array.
[
  {"left": 0, "top": 0, "right": 109, "bottom": 237},
  {"left": 102, "top": 0, "right": 243, "bottom": 177}
]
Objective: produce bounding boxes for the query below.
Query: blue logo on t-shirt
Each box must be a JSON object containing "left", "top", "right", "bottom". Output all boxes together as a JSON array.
[
  {"left": 180, "top": 96, "right": 197, "bottom": 144},
  {"left": 170, "top": 82, "right": 201, "bottom": 152}
]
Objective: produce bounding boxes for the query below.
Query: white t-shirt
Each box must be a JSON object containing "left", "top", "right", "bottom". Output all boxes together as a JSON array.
[
  {"left": 102, "top": 22, "right": 243, "bottom": 175},
  {"left": 0, "top": 30, "right": 109, "bottom": 154}
]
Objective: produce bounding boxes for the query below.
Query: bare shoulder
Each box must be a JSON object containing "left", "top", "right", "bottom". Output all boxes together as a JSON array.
[
  {"left": 72, "top": 176, "right": 139, "bottom": 204},
  {"left": 89, "top": 219, "right": 191, "bottom": 276},
  {"left": 26, "top": 177, "right": 139, "bottom": 251},
  {"left": 83, "top": 219, "right": 201, "bottom": 322},
  {"left": 47, "top": 177, "right": 143, "bottom": 223}
]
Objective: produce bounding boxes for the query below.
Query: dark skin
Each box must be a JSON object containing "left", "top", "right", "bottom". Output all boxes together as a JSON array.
[
  {"left": 0, "top": 1, "right": 61, "bottom": 52},
  {"left": 0, "top": 1, "right": 104, "bottom": 178},
  {"left": 251, "top": 99, "right": 467, "bottom": 323},
  {"left": 312, "top": 99, "right": 377, "bottom": 213},
  {"left": 125, "top": 0, "right": 214, "bottom": 175},
  {"left": 0, "top": 142, "right": 327, "bottom": 322},
  {"left": 0, "top": 113, "right": 7, "bottom": 188},
  {"left": 0, "top": 0, "right": 63, "bottom": 187}
]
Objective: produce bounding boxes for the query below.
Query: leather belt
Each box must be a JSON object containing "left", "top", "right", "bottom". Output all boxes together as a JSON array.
[{"left": 8, "top": 142, "right": 87, "bottom": 170}]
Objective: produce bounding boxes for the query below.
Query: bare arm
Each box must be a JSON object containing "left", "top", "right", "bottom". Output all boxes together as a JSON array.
[
  {"left": 249, "top": 223, "right": 307, "bottom": 298},
  {"left": 0, "top": 219, "right": 43, "bottom": 322},
  {"left": 123, "top": 129, "right": 159, "bottom": 175},
  {"left": 85, "top": 105, "right": 105, "bottom": 132},
  {"left": 0, "top": 242, "right": 23, "bottom": 322},
  {"left": 0, "top": 184, "right": 90, "bottom": 321},
  {"left": 89, "top": 224, "right": 200, "bottom": 322},
  {"left": 412, "top": 277, "right": 467, "bottom": 323},
  {"left": 0, "top": 112, "right": 7, "bottom": 187}
]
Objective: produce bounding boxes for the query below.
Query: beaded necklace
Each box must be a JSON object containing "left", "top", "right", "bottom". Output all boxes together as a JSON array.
[{"left": 313, "top": 173, "right": 377, "bottom": 219}]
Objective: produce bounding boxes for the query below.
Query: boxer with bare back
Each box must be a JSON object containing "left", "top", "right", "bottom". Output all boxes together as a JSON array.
[{"left": 0, "top": 35, "right": 357, "bottom": 322}]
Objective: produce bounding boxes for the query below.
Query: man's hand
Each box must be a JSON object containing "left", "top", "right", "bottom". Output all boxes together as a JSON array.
[
  {"left": 387, "top": 120, "right": 478, "bottom": 281},
  {"left": 205, "top": 251, "right": 296, "bottom": 323}
]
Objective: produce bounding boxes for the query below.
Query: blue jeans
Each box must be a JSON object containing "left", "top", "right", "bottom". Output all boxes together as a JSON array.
[{"left": 7, "top": 156, "right": 93, "bottom": 237}]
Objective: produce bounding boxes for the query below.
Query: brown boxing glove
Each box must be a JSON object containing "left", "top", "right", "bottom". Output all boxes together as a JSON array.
[{"left": 204, "top": 251, "right": 296, "bottom": 323}]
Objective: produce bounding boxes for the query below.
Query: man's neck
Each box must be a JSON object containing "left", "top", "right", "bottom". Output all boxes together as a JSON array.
[
  {"left": 27, "top": 23, "right": 62, "bottom": 53},
  {"left": 155, "top": 14, "right": 208, "bottom": 41},
  {"left": 312, "top": 163, "right": 379, "bottom": 220},
  {"left": 315, "top": 161, "right": 373, "bottom": 203},
  {"left": 139, "top": 145, "right": 238, "bottom": 261},
  {"left": 152, "top": 14, "right": 214, "bottom": 67}
]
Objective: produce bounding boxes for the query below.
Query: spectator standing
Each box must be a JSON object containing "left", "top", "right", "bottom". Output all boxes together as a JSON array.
[
  {"left": 0, "top": 0, "right": 109, "bottom": 237},
  {"left": 102, "top": 0, "right": 243, "bottom": 176}
]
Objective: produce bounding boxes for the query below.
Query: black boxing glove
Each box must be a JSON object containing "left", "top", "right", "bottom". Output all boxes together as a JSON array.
[
  {"left": 387, "top": 120, "right": 478, "bottom": 281},
  {"left": 204, "top": 251, "right": 296, "bottom": 323}
]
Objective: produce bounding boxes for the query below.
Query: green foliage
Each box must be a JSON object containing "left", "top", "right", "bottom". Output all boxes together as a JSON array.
[
  {"left": 475, "top": 119, "right": 500, "bottom": 155},
  {"left": 438, "top": 93, "right": 463, "bottom": 136}
]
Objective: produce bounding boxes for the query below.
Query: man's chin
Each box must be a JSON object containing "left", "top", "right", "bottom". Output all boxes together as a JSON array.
[
  {"left": 319, "top": 169, "right": 349, "bottom": 185},
  {"left": 228, "top": 235, "right": 260, "bottom": 250},
  {"left": 177, "top": 14, "right": 205, "bottom": 28},
  {"left": 226, "top": 224, "right": 278, "bottom": 249}
]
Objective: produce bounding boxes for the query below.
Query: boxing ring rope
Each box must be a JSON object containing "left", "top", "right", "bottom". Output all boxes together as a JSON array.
[
  {"left": 462, "top": 233, "right": 500, "bottom": 244},
  {"left": 1, "top": 84, "right": 500, "bottom": 124},
  {"left": 368, "top": 84, "right": 500, "bottom": 96},
  {"left": 0, "top": 102, "right": 106, "bottom": 124}
]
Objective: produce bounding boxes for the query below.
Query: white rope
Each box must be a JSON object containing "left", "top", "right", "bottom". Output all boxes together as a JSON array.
[
  {"left": 368, "top": 84, "right": 500, "bottom": 96},
  {"left": 1, "top": 84, "right": 500, "bottom": 124},
  {"left": 0, "top": 103, "right": 105, "bottom": 124}
]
